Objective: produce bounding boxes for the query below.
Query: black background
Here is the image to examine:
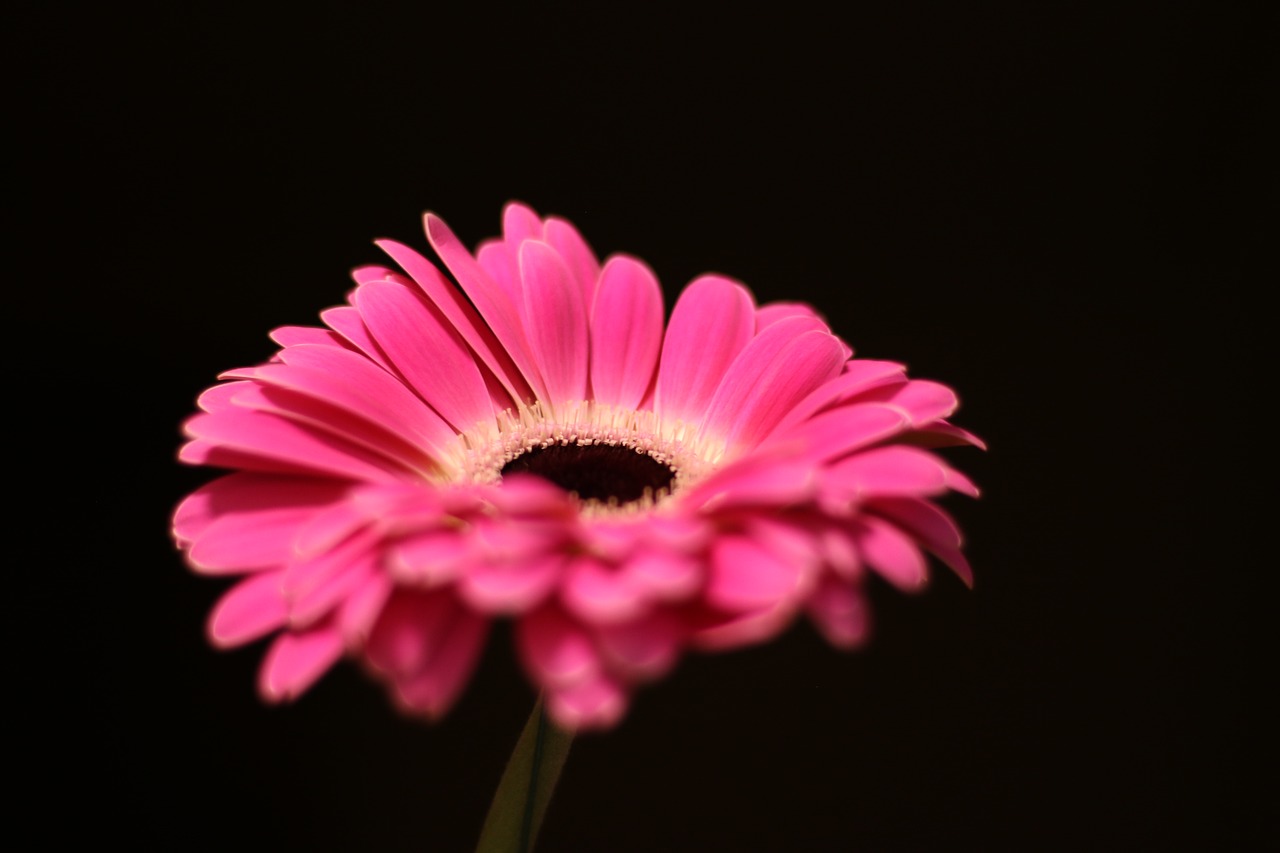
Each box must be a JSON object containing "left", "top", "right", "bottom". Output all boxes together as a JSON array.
[{"left": 15, "top": 2, "right": 1265, "bottom": 850}]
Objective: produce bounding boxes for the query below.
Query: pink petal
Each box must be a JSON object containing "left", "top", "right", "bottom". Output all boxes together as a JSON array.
[
  {"left": 517, "top": 240, "right": 590, "bottom": 407},
  {"left": 457, "top": 553, "right": 563, "bottom": 614},
  {"left": 561, "top": 557, "right": 646, "bottom": 624},
  {"left": 516, "top": 605, "right": 601, "bottom": 689},
  {"left": 773, "top": 360, "right": 908, "bottom": 435},
  {"left": 288, "top": 552, "right": 377, "bottom": 629},
  {"left": 388, "top": 530, "right": 472, "bottom": 586},
  {"left": 262, "top": 344, "right": 457, "bottom": 454},
  {"left": 338, "top": 574, "right": 394, "bottom": 646},
  {"left": 700, "top": 323, "right": 847, "bottom": 450},
  {"left": 755, "top": 301, "right": 827, "bottom": 332},
  {"left": 655, "top": 275, "right": 755, "bottom": 425},
  {"left": 216, "top": 382, "right": 435, "bottom": 477},
  {"left": 902, "top": 420, "right": 988, "bottom": 450},
  {"left": 423, "top": 213, "right": 548, "bottom": 401},
  {"left": 269, "top": 326, "right": 351, "bottom": 350},
  {"left": 621, "top": 551, "right": 703, "bottom": 602},
  {"left": 320, "top": 306, "right": 400, "bottom": 376},
  {"left": 859, "top": 379, "right": 959, "bottom": 426},
  {"left": 706, "top": 535, "right": 803, "bottom": 612},
  {"left": 364, "top": 590, "right": 457, "bottom": 678},
  {"left": 827, "top": 446, "right": 953, "bottom": 499},
  {"left": 872, "top": 498, "right": 972, "bottom": 587},
  {"left": 595, "top": 612, "right": 683, "bottom": 681},
  {"left": 545, "top": 216, "right": 602, "bottom": 307},
  {"left": 547, "top": 675, "right": 627, "bottom": 731},
  {"left": 181, "top": 410, "right": 406, "bottom": 483},
  {"left": 806, "top": 574, "right": 870, "bottom": 649},
  {"left": 197, "top": 381, "right": 251, "bottom": 413},
  {"left": 258, "top": 624, "right": 344, "bottom": 702},
  {"left": 353, "top": 281, "right": 494, "bottom": 433},
  {"left": 378, "top": 237, "right": 534, "bottom": 404},
  {"left": 207, "top": 571, "right": 289, "bottom": 647},
  {"left": 690, "top": 603, "right": 796, "bottom": 651},
  {"left": 174, "top": 473, "right": 347, "bottom": 551},
  {"left": 589, "top": 256, "right": 664, "bottom": 408},
  {"left": 503, "top": 200, "right": 545, "bottom": 244},
  {"left": 853, "top": 517, "right": 929, "bottom": 591},
  {"left": 394, "top": 607, "right": 489, "bottom": 718},
  {"left": 684, "top": 454, "right": 817, "bottom": 510},
  {"left": 765, "top": 403, "right": 911, "bottom": 462}
]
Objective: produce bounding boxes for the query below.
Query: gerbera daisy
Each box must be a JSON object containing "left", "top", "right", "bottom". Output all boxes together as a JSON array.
[{"left": 172, "top": 203, "right": 981, "bottom": 730}]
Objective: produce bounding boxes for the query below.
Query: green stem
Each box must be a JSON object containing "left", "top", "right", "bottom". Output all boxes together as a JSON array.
[{"left": 475, "top": 696, "right": 574, "bottom": 853}]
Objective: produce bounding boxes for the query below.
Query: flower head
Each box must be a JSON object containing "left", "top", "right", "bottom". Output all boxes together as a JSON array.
[{"left": 173, "top": 203, "right": 982, "bottom": 730}]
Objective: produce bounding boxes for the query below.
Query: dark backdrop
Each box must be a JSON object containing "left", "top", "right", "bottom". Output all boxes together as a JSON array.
[{"left": 15, "top": 2, "right": 1264, "bottom": 850}]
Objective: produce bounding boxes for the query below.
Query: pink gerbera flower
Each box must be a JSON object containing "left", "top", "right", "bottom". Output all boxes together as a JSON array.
[{"left": 172, "top": 203, "right": 981, "bottom": 730}]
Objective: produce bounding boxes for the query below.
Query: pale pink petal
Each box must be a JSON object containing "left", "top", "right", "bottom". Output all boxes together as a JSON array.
[
  {"left": 458, "top": 553, "right": 563, "bottom": 614},
  {"left": 423, "top": 214, "right": 548, "bottom": 401},
  {"left": 853, "top": 517, "right": 929, "bottom": 590},
  {"left": 353, "top": 281, "right": 494, "bottom": 432},
  {"left": 655, "top": 275, "right": 755, "bottom": 425},
  {"left": 258, "top": 624, "right": 344, "bottom": 702},
  {"left": 182, "top": 410, "right": 406, "bottom": 484},
  {"left": 207, "top": 571, "right": 288, "bottom": 647},
  {"left": 519, "top": 240, "right": 590, "bottom": 406},
  {"left": 700, "top": 324, "right": 847, "bottom": 450},
  {"left": 595, "top": 612, "right": 683, "bottom": 681},
  {"left": 378, "top": 237, "right": 533, "bottom": 404},
  {"left": 516, "top": 605, "right": 601, "bottom": 689},
  {"left": 806, "top": 575, "right": 870, "bottom": 649},
  {"left": 547, "top": 675, "right": 626, "bottom": 731},
  {"left": 706, "top": 535, "right": 804, "bottom": 612},
  {"left": 589, "top": 256, "right": 664, "bottom": 408},
  {"left": 394, "top": 607, "right": 489, "bottom": 718},
  {"left": 561, "top": 557, "right": 646, "bottom": 624}
]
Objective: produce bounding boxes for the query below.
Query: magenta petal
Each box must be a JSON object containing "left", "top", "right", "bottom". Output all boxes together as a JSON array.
[
  {"left": 258, "top": 624, "right": 344, "bottom": 703},
  {"left": 183, "top": 410, "right": 407, "bottom": 484},
  {"left": 655, "top": 275, "right": 755, "bottom": 425},
  {"left": 854, "top": 517, "right": 929, "bottom": 591},
  {"left": 806, "top": 575, "right": 870, "bottom": 649},
  {"left": 208, "top": 572, "right": 288, "bottom": 647},
  {"left": 377, "top": 237, "right": 533, "bottom": 404},
  {"left": 338, "top": 574, "right": 393, "bottom": 645},
  {"left": 706, "top": 536, "right": 802, "bottom": 612},
  {"left": 547, "top": 676, "right": 627, "bottom": 731},
  {"left": 595, "top": 613, "right": 682, "bottom": 681},
  {"left": 354, "top": 281, "right": 494, "bottom": 432},
  {"left": 394, "top": 608, "right": 489, "bottom": 718},
  {"left": 589, "top": 256, "right": 664, "bottom": 408},
  {"left": 365, "top": 590, "right": 457, "bottom": 678},
  {"left": 828, "top": 446, "right": 953, "bottom": 498},
  {"left": 458, "top": 554, "right": 562, "bottom": 614},
  {"left": 423, "top": 213, "right": 548, "bottom": 401},
  {"left": 519, "top": 240, "right": 590, "bottom": 406},
  {"left": 517, "top": 605, "right": 601, "bottom": 689},
  {"left": 320, "top": 306, "right": 399, "bottom": 376},
  {"left": 545, "top": 217, "right": 602, "bottom": 306},
  {"left": 621, "top": 551, "right": 702, "bottom": 602},
  {"left": 701, "top": 323, "right": 846, "bottom": 450},
  {"left": 561, "top": 558, "right": 646, "bottom": 624}
]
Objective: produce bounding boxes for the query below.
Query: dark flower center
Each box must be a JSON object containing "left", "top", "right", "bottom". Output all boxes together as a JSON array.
[{"left": 500, "top": 443, "right": 676, "bottom": 504}]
